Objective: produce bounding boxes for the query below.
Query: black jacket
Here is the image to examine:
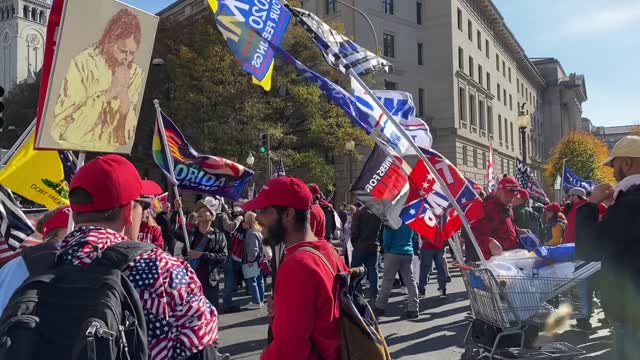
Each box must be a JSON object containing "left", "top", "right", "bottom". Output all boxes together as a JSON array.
[
  {"left": 177, "top": 226, "right": 227, "bottom": 285},
  {"left": 350, "top": 208, "right": 382, "bottom": 253},
  {"left": 576, "top": 183, "right": 640, "bottom": 329}
]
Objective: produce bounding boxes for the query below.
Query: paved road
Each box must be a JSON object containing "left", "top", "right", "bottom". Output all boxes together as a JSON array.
[{"left": 217, "top": 265, "right": 614, "bottom": 359}]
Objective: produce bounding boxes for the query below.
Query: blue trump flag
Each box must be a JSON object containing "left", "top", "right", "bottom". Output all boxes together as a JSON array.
[{"left": 562, "top": 166, "right": 596, "bottom": 192}]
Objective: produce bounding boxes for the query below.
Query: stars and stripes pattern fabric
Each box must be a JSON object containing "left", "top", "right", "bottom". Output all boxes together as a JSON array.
[
  {"left": 400, "top": 149, "right": 484, "bottom": 241},
  {"left": 59, "top": 226, "right": 218, "bottom": 360},
  {"left": 516, "top": 159, "right": 550, "bottom": 205},
  {"left": 0, "top": 190, "right": 36, "bottom": 251},
  {"left": 486, "top": 142, "right": 497, "bottom": 194},
  {"left": 0, "top": 236, "right": 40, "bottom": 265},
  {"left": 286, "top": 5, "right": 391, "bottom": 76},
  {"left": 276, "top": 158, "right": 286, "bottom": 177}
]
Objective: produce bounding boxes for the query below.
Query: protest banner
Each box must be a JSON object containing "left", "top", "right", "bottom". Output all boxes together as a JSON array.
[
  {"left": 35, "top": 0, "right": 158, "bottom": 154},
  {"left": 208, "top": 0, "right": 291, "bottom": 91}
]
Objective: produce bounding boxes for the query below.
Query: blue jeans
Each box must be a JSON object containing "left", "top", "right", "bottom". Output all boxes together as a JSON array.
[
  {"left": 351, "top": 249, "right": 379, "bottom": 299},
  {"left": 246, "top": 273, "right": 265, "bottom": 304},
  {"left": 418, "top": 249, "right": 446, "bottom": 293},
  {"left": 223, "top": 259, "right": 241, "bottom": 307},
  {"left": 614, "top": 323, "right": 640, "bottom": 360}
]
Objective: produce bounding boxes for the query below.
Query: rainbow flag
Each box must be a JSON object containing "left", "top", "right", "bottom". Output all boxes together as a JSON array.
[{"left": 153, "top": 112, "right": 254, "bottom": 200}]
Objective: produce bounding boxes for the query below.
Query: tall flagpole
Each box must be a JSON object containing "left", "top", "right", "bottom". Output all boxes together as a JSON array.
[
  {"left": 154, "top": 99, "right": 191, "bottom": 252},
  {"left": 349, "top": 71, "right": 488, "bottom": 268}
]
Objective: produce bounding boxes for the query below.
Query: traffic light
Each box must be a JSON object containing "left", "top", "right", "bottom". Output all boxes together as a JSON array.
[
  {"left": 0, "top": 86, "right": 4, "bottom": 131},
  {"left": 259, "top": 133, "right": 269, "bottom": 153}
]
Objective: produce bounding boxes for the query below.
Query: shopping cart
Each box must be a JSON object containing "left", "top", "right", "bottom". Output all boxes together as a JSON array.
[{"left": 456, "top": 260, "right": 601, "bottom": 359}]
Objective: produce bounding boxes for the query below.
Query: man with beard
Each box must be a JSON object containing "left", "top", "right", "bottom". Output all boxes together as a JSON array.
[
  {"left": 242, "top": 176, "right": 348, "bottom": 360},
  {"left": 51, "top": 9, "right": 145, "bottom": 151}
]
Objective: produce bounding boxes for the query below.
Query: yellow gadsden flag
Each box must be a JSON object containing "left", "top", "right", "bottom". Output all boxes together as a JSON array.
[{"left": 0, "top": 134, "right": 71, "bottom": 209}]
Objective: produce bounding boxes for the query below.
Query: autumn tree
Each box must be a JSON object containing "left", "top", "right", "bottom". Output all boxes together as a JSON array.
[
  {"left": 633, "top": 126, "right": 640, "bottom": 136},
  {"left": 544, "top": 131, "right": 616, "bottom": 187},
  {"left": 154, "top": 11, "right": 372, "bottom": 189}
]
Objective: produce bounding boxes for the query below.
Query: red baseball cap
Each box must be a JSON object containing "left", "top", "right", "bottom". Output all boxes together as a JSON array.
[
  {"left": 70, "top": 155, "right": 162, "bottom": 213},
  {"left": 498, "top": 176, "right": 522, "bottom": 191},
  {"left": 40, "top": 206, "right": 71, "bottom": 238},
  {"left": 242, "top": 176, "right": 312, "bottom": 211},
  {"left": 308, "top": 183, "right": 322, "bottom": 196},
  {"left": 544, "top": 202, "right": 562, "bottom": 213}
]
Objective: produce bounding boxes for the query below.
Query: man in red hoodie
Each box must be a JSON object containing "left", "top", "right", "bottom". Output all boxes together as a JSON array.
[
  {"left": 564, "top": 187, "right": 588, "bottom": 244},
  {"left": 470, "top": 176, "right": 527, "bottom": 260},
  {"left": 242, "top": 176, "right": 348, "bottom": 360}
]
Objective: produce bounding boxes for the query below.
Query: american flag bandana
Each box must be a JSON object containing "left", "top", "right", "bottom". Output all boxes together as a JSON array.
[
  {"left": 286, "top": 5, "right": 391, "bottom": 76},
  {"left": 59, "top": 226, "right": 218, "bottom": 360}
]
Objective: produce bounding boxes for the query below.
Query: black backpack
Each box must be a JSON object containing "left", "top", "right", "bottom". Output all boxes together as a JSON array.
[{"left": 0, "top": 241, "right": 154, "bottom": 360}]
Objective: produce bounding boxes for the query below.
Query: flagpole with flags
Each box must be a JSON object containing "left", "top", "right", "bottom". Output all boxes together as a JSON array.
[
  {"left": 154, "top": 99, "right": 190, "bottom": 252},
  {"left": 349, "top": 71, "right": 487, "bottom": 268}
]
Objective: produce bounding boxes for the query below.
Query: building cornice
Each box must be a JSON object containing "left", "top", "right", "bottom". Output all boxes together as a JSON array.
[
  {"left": 467, "top": 0, "right": 545, "bottom": 90},
  {"left": 22, "top": 0, "right": 51, "bottom": 9}
]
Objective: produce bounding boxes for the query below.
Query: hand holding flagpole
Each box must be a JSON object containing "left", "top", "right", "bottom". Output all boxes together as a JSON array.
[{"left": 154, "top": 99, "right": 190, "bottom": 252}]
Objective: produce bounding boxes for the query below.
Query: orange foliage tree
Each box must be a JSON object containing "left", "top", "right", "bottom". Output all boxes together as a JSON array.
[{"left": 544, "top": 131, "right": 616, "bottom": 188}]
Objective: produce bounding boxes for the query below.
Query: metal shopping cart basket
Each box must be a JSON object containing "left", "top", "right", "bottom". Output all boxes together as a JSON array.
[{"left": 456, "top": 261, "right": 601, "bottom": 360}]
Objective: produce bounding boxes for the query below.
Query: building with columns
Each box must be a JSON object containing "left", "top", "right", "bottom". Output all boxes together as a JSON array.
[{"left": 0, "top": 0, "right": 50, "bottom": 93}]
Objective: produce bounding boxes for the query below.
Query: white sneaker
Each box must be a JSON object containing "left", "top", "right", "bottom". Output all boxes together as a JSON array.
[{"left": 246, "top": 302, "right": 263, "bottom": 310}]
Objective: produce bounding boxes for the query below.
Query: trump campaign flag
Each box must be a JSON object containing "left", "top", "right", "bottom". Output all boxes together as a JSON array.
[
  {"left": 372, "top": 90, "right": 433, "bottom": 151},
  {"left": 401, "top": 150, "right": 484, "bottom": 241},
  {"left": 0, "top": 131, "right": 76, "bottom": 210},
  {"left": 153, "top": 112, "right": 254, "bottom": 200},
  {"left": 208, "top": 0, "right": 291, "bottom": 90},
  {"left": 562, "top": 165, "right": 596, "bottom": 192},
  {"left": 351, "top": 138, "right": 411, "bottom": 229}
]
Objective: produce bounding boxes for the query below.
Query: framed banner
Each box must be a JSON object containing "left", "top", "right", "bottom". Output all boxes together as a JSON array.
[{"left": 35, "top": 0, "right": 158, "bottom": 153}]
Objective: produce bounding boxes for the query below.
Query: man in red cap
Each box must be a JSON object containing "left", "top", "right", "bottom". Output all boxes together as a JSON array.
[
  {"left": 57, "top": 155, "right": 224, "bottom": 359},
  {"left": 307, "top": 183, "right": 327, "bottom": 239},
  {"left": 242, "top": 176, "right": 348, "bottom": 360},
  {"left": 469, "top": 176, "right": 528, "bottom": 260}
]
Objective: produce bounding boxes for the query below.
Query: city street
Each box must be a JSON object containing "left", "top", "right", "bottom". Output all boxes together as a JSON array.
[{"left": 217, "top": 264, "right": 614, "bottom": 359}]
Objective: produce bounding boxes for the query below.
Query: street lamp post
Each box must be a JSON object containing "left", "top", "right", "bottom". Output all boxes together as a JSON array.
[
  {"left": 345, "top": 141, "right": 355, "bottom": 203},
  {"left": 335, "top": 0, "right": 379, "bottom": 54},
  {"left": 516, "top": 103, "right": 531, "bottom": 165}
]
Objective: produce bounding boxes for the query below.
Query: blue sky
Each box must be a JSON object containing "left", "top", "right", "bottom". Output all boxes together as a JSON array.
[{"left": 126, "top": 0, "right": 638, "bottom": 127}]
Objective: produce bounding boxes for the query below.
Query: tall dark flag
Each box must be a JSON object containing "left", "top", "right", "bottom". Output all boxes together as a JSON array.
[
  {"left": 516, "top": 159, "right": 550, "bottom": 204},
  {"left": 351, "top": 139, "right": 411, "bottom": 229}
]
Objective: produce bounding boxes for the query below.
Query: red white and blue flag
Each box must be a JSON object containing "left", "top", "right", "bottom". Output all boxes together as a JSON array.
[
  {"left": 401, "top": 149, "right": 484, "bottom": 241},
  {"left": 486, "top": 142, "right": 497, "bottom": 194}
]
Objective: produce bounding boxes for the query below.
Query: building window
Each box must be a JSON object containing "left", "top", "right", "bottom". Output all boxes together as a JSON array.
[
  {"left": 508, "top": 67, "right": 512, "bottom": 83},
  {"left": 473, "top": 148, "right": 478, "bottom": 168},
  {"left": 457, "top": 8, "right": 462, "bottom": 31},
  {"left": 517, "top": 78, "right": 520, "bottom": 94},
  {"left": 38, "top": 10, "right": 44, "bottom": 23},
  {"left": 31, "top": 7, "right": 36, "bottom": 21},
  {"left": 510, "top": 122, "right": 514, "bottom": 149},
  {"left": 498, "top": 114, "right": 503, "bottom": 141},
  {"left": 485, "top": 39, "right": 489, "bottom": 58},
  {"left": 383, "top": 0, "right": 394, "bottom": 15},
  {"left": 23, "top": 5, "right": 27, "bottom": 18},
  {"left": 478, "top": 64, "right": 483, "bottom": 85},
  {"left": 482, "top": 151, "right": 487, "bottom": 168},
  {"left": 462, "top": 145, "right": 468, "bottom": 165},
  {"left": 383, "top": 33, "right": 395, "bottom": 58},
  {"left": 469, "top": 92, "right": 476, "bottom": 127},
  {"left": 418, "top": 88, "right": 425, "bottom": 116},
  {"left": 459, "top": 87, "right": 467, "bottom": 125},
  {"left": 497, "top": 84, "right": 501, "bottom": 101},
  {"left": 486, "top": 72, "right": 491, "bottom": 92},
  {"left": 479, "top": 99, "right": 486, "bottom": 133},
  {"left": 502, "top": 60, "right": 506, "bottom": 77},
  {"left": 384, "top": 80, "right": 397, "bottom": 90},
  {"left": 468, "top": 20, "right": 472, "bottom": 41},
  {"left": 487, "top": 105, "right": 494, "bottom": 135},
  {"left": 325, "top": 0, "right": 336, "bottom": 14},
  {"left": 469, "top": 56, "right": 474, "bottom": 78},
  {"left": 458, "top": 47, "right": 464, "bottom": 71},
  {"left": 416, "top": 2, "right": 422, "bottom": 24},
  {"left": 509, "top": 94, "right": 513, "bottom": 110},
  {"left": 503, "top": 89, "right": 507, "bottom": 106},
  {"left": 505, "top": 118, "right": 509, "bottom": 146},
  {"left": 495, "top": 54, "right": 500, "bottom": 71},
  {"left": 417, "top": 42, "right": 423, "bottom": 65},
  {"left": 477, "top": 31, "right": 482, "bottom": 50}
]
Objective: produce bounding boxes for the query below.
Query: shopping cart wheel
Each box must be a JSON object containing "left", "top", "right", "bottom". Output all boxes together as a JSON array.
[{"left": 460, "top": 347, "right": 483, "bottom": 360}]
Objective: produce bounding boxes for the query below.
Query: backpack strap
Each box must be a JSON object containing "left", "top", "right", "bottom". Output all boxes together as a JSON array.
[
  {"left": 92, "top": 241, "right": 156, "bottom": 271},
  {"left": 297, "top": 246, "right": 339, "bottom": 277}
]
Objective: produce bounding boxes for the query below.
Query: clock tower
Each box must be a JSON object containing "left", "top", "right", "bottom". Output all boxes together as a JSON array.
[{"left": 0, "top": 0, "right": 50, "bottom": 93}]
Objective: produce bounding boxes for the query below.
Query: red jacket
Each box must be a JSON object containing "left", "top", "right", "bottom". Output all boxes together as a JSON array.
[
  {"left": 262, "top": 240, "right": 348, "bottom": 360},
  {"left": 470, "top": 195, "right": 519, "bottom": 260},
  {"left": 564, "top": 199, "right": 588, "bottom": 244},
  {"left": 310, "top": 203, "right": 326, "bottom": 239},
  {"left": 138, "top": 223, "right": 164, "bottom": 249}
]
